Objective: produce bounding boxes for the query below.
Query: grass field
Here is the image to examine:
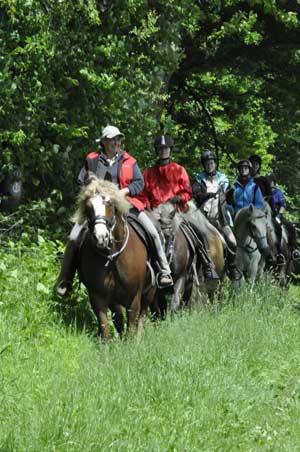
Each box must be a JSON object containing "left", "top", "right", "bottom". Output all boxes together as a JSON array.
[{"left": 1, "top": 241, "right": 300, "bottom": 451}]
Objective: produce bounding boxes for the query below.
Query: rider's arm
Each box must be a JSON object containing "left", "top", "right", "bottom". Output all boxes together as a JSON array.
[
  {"left": 127, "top": 163, "right": 144, "bottom": 196},
  {"left": 277, "top": 189, "right": 286, "bottom": 214},
  {"left": 192, "top": 180, "right": 214, "bottom": 206},
  {"left": 77, "top": 166, "right": 87, "bottom": 186},
  {"left": 175, "top": 168, "right": 192, "bottom": 203},
  {"left": 254, "top": 185, "right": 264, "bottom": 209}
]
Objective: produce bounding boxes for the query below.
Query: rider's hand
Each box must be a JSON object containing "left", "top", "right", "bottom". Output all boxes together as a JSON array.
[
  {"left": 207, "top": 192, "right": 216, "bottom": 199},
  {"left": 120, "top": 187, "right": 130, "bottom": 196},
  {"left": 169, "top": 195, "right": 182, "bottom": 204}
]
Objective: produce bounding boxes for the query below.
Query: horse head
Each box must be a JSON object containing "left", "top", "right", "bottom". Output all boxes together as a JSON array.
[
  {"left": 74, "top": 175, "right": 130, "bottom": 250},
  {"left": 247, "top": 204, "right": 268, "bottom": 253},
  {"left": 154, "top": 201, "right": 177, "bottom": 233}
]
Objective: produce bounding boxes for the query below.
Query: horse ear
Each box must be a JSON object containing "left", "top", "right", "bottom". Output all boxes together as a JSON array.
[
  {"left": 249, "top": 204, "right": 254, "bottom": 214},
  {"left": 84, "top": 171, "right": 95, "bottom": 186},
  {"left": 104, "top": 171, "right": 112, "bottom": 182}
]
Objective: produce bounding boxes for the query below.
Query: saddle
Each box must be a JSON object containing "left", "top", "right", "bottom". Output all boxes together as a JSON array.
[
  {"left": 179, "top": 221, "right": 212, "bottom": 268},
  {"left": 127, "top": 213, "right": 159, "bottom": 264}
]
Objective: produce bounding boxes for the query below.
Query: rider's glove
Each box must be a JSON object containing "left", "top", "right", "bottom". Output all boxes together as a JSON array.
[
  {"left": 207, "top": 192, "right": 216, "bottom": 199},
  {"left": 169, "top": 195, "right": 182, "bottom": 204}
]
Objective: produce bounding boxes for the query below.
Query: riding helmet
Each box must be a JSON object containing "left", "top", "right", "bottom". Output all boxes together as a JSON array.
[
  {"left": 237, "top": 159, "right": 253, "bottom": 169},
  {"left": 154, "top": 135, "right": 174, "bottom": 149},
  {"left": 201, "top": 150, "right": 217, "bottom": 165}
]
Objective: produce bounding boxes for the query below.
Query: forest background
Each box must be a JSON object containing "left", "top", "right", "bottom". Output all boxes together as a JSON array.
[{"left": 1, "top": 0, "right": 300, "bottom": 239}]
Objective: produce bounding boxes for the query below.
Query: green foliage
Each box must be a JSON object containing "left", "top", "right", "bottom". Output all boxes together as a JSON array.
[{"left": 1, "top": 0, "right": 300, "bottom": 227}]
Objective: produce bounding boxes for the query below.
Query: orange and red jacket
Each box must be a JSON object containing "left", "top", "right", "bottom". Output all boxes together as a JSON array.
[
  {"left": 139, "top": 161, "right": 192, "bottom": 211},
  {"left": 85, "top": 151, "right": 144, "bottom": 211}
]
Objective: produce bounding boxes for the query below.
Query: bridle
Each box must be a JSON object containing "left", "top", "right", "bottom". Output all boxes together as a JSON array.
[
  {"left": 237, "top": 213, "right": 267, "bottom": 254},
  {"left": 88, "top": 199, "right": 129, "bottom": 266}
]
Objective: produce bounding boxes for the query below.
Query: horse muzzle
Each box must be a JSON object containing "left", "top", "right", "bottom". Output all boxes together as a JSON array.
[{"left": 92, "top": 223, "right": 112, "bottom": 250}]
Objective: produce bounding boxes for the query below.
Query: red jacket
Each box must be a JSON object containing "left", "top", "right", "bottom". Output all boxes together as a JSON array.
[
  {"left": 139, "top": 161, "right": 192, "bottom": 211},
  {"left": 86, "top": 151, "right": 144, "bottom": 211}
]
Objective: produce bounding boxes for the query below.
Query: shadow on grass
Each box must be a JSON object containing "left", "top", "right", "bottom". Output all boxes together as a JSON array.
[{"left": 52, "top": 279, "right": 98, "bottom": 337}]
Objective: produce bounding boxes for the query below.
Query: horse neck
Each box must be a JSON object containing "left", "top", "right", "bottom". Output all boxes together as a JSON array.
[{"left": 112, "top": 212, "right": 127, "bottom": 247}]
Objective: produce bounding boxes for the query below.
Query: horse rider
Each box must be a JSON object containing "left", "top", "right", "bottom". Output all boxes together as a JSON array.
[
  {"left": 139, "top": 135, "right": 218, "bottom": 280},
  {"left": 192, "top": 150, "right": 240, "bottom": 280},
  {"left": 139, "top": 135, "right": 192, "bottom": 211},
  {"left": 266, "top": 173, "right": 300, "bottom": 262},
  {"left": 228, "top": 159, "right": 273, "bottom": 265},
  {"left": 229, "top": 159, "right": 264, "bottom": 215},
  {"left": 56, "top": 125, "right": 173, "bottom": 297},
  {"left": 248, "top": 154, "right": 273, "bottom": 205}
]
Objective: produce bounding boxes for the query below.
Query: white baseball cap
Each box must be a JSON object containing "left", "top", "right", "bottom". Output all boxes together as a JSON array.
[{"left": 96, "top": 125, "right": 124, "bottom": 143}]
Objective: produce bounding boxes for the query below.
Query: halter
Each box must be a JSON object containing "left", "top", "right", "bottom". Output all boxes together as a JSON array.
[
  {"left": 237, "top": 213, "right": 267, "bottom": 253},
  {"left": 88, "top": 213, "right": 116, "bottom": 231},
  {"left": 88, "top": 202, "right": 129, "bottom": 266}
]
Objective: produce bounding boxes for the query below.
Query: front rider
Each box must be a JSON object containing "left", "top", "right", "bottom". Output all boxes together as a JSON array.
[
  {"left": 192, "top": 150, "right": 240, "bottom": 280},
  {"left": 266, "top": 173, "right": 300, "bottom": 262},
  {"left": 56, "top": 125, "right": 173, "bottom": 296}
]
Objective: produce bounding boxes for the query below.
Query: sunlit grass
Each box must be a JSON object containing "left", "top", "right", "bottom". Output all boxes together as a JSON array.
[{"left": 1, "top": 243, "right": 300, "bottom": 451}]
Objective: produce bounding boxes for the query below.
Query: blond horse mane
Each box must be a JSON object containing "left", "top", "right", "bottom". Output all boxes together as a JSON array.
[{"left": 72, "top": 175, "right": 131, "bottom": 224}]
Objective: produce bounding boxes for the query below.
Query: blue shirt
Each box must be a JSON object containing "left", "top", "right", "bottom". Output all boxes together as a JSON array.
[
  {"left": 231, "top": 178, "right": 264, "bottom": 213},
  {"left": 272, "top": 187, "right": 286, "bottom": 213}
]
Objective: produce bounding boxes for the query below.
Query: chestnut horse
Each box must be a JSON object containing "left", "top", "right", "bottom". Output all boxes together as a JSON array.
[{"left": 73, "top": 176, "right": 150, "bottom": 340}]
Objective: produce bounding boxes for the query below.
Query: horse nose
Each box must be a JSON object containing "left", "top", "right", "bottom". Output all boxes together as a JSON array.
[{"left": 94, "top": 224, "right": 110, "bottom": 248}]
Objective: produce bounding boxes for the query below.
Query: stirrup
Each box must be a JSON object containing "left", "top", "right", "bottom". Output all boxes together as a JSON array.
[
  {"left": 292, "top": 249, "right": 300, "bottom": 261},
  {"left": 156, "top": 273, "right": 173, "bottom": 289},
  {"left": 276, "top": 254, "right": 286, "bottom": 266},
  {"left": 227, "top": 266, "right": 242, "bottom": 281},
  {"left": 203, "top": 265, "right": 219, "bottom": 281}
]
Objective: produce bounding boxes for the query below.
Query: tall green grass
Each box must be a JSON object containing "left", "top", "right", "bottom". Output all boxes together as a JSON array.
[{"left": 1, "top": 241, "right": 300, "bottom": 451}]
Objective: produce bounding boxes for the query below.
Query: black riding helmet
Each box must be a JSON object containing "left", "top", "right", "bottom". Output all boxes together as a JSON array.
[
  {"left": 154, "top": 135, "right": 174, "bottom": 149},
  {"left": 266, "top": 172, "right": 276, "bottom": 183},
  {"left": 201, "top": 150, "right": 217, "bottom": 165},
  {"left": 249, "top": 154, "right": 262, "bottom": 166}
]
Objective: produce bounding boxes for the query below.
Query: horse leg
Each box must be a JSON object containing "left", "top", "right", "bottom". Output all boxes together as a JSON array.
[
  {"left": 170, "top": 276, "right": 185, "bottom": 316},
  {"left": 96, "top": 308, "right": 111, "bottom": 341},
  {"left": 111, "top": 304, "right": 124, "bottom": 338},
  {"left": 205, "top": 280, "right": 220, "bottom": 303},
  {"left": 126, "top": 291, "right": 142, "bottom": 337},
  {"left": 89, "top": 292, "right": 111, "bottom": 340}
]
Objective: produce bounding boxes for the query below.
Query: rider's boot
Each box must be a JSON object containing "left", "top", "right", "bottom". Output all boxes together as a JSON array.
[
  {"left": 138, "top": 211, "right": 173, "bottom": 288},
  {"left": 56, "top": 240, "right": 78, "bottom": 297}
]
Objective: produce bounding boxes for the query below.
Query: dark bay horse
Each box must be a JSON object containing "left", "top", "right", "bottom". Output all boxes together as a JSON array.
[{"left": 73, "top": 177, "right": 150, "bottom": 340}]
